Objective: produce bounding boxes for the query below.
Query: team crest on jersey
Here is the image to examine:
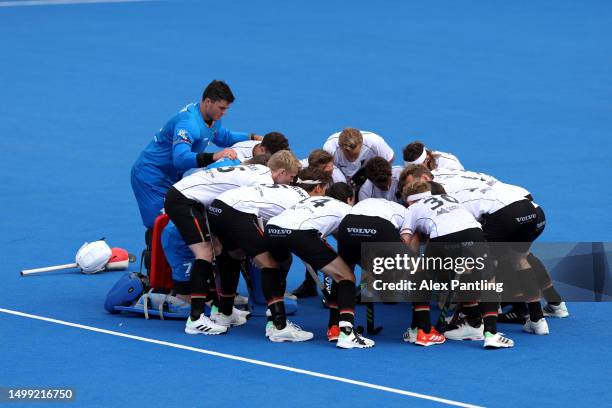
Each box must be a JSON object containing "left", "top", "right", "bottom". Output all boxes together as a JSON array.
[{"left": 175, "top": 129, "right": 192, "bottom": 145}]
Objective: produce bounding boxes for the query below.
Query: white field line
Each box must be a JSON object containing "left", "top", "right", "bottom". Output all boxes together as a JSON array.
[
  {"left": 0, "top": 0, "right": 159, "bottom": 7},
  {"left": 0, "top": 308, "right": 484, "bottom": 408}
]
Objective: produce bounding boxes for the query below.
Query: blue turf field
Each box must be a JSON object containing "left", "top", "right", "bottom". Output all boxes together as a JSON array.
[{"left": 1, "top": 1, "right": 611, "bottom": 407}]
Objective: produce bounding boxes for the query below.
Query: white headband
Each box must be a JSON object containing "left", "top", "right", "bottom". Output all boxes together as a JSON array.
[
  {"left": 404, "top": 147, "right": 428, "bottom": 166},
  {"left": 406, "top": 191, "right": 432, "bottom": 202},
  {"left": 296, "top": 178, "right": 323, "bottom": 185}
]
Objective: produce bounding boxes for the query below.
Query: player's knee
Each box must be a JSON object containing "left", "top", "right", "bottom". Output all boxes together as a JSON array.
[
  {"left": 323, "top": 257, "right": 355, "bottom": 283},
  {"left": 253, "top": 252, "right": 278, "bottom": 269},
  {"left": 189, "top": 242, "right": 213, "bottom": 261}
]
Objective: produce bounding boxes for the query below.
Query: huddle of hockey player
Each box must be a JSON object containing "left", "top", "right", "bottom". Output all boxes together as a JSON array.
[{"left": 130, "top": 80, "right": 568, "bottom": 350}]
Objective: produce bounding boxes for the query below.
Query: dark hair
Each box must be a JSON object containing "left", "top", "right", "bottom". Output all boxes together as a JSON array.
[
  {"left": 428, "top": 181, "right": 446, "bottom": 195},
  {"left": 403, "top": 140, "right": 441, "bottom": 170},
  {"left": 326, "top": 182, "right": 353, "bottom": 204},
  {"left": 244, "top": 153, "right": 271, "bottom": 166},
  {"left": 402, "top": 141, "right": 426, "bottom": 162},
  {"left": 397, "top": 165, "right": 433, "bottom": 202},
  {"left": 202, "top": 80, "right": 235, "bottom": 103},
  {"left": 295, "top": 167, "right": 332, "bottom": 192},
  {"left": 364, "top": 157, "right": 392, "bottom": 188},
  {"left": 308, "top": 149, "right": 334, "bottom": 168},
  {"left": 260, "top": 132, "right": 289, "bottom": 154}
]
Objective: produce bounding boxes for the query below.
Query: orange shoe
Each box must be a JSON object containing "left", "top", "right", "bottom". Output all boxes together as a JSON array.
[
  {"left": 327, "top": 325, "right": 340, "bottom": 342},
  {"left": 414, "top": 327, "right": 446, "bottom": 346}
]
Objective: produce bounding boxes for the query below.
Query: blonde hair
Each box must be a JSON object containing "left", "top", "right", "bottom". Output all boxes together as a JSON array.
[
  {"left": 338, "top": 128, "right": 363, "bottom": 151},
  {"left": 402, "top": 180, "right": 431, "bottom": 201},
  {"left": 267, "top": 150, "right": 301, "bottom": 173}
]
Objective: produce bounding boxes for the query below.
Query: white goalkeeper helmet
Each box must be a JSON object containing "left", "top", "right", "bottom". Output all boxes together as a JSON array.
[{"left": 75, "top": 240, "right": 112, "bottom": 274}]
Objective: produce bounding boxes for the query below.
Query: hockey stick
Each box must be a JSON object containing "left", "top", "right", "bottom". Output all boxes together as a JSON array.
[
  {"left": 21, "top": 263, "right": 78, "bottom": 276},
  {"left": 21, "top": 249, "right": 136, "bottom": 276},
  {"left": 434, "top": 270, "right": 461, "bottom": 333}
]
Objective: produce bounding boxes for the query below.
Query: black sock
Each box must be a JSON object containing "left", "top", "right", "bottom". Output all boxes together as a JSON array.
[
  {"left": 481, "top": 302, "right": 498, "bottom": 334},
  {"left": 328, "top": 305, "right": 339, "bottom": 328},
  {"left": 268, "top": 301, "right": 287, "bottom": 329},
  {"left": 529, "top": 254, "right": 562, "bottom": 304},
  {"left": 280, "top": 266, "right": 290, "bottom": 296},
  {"left": 542, "top": 287, "right": 562, "bottom": 305},
  {"left": 216, "top": 252, "right": 241, "bottom": 315},
  {"left": 528, "top": 301, "right": 544, "bottom": 322},
  {"left": 412, "top": 303, "right": 431, "bottom": 332},
  {"left": 511, "top": 302, "right": 528, "bottom": 316},
  {"left": 327, "top": 281, "right": 339, "bottom": 327},
  {"left": 261, "top": 267, "right": 283, "bottom": 302},
  {"left": 337, "top": 280, "right": 356, "bottom": 332},
  {"left": 189, "top": 259, "right": 213, "bottom": 320},
  {"left": 261, "top": 268, "right": 286, "bottom": 329},
  {"left": 463, "top": 302, "right": 481, "bottom": 327}
]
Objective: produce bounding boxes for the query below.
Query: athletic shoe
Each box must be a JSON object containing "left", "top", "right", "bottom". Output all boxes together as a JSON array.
[
  {"left": 185, "top": 314, "right": 228, "bottom": 335},
  {"left": 233, "top": 307, "right": 251, "bottom": 319},
  {"left": 483, "top": 331, "right": 514, "bottom": 349},
  {"left": 336, "top": 328, "right": 375, "bottom": 349},
  {"left": 210, "top": 309, "right": 248, "bottom": 327},
  {"left": 402, "top": 327, "right": 417, "bottom": 343},
  {"left": 497, "top": 310, "right": 527, "bottom": 324},
  {"left": 291, "top": 279, "right": 318, "bottom": 298},
  {"left": 403, "top": 327, "right": 445, "bottom": 346},
  {"left": 234, "top": 293, "right": 249, "bottom": 306},
  {"left": 523, "top": 318, "right": 549, "bottom": 335},
  {"left": 268, "top": 321, "right": 314, "bottom": 343},
  {"left": 543, "top": 302, "right": 569, "bottom": 318},
  {"left": 265, "top": 321, "right": 274, "bottom": 338},
  {"left": 327, "top": 325, "right": 340, "bottom": 342},
  {"left": 443, "top": 319, "right": 484, "bottom": 341}
]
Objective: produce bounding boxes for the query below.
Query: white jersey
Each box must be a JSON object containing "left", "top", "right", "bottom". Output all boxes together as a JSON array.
[
  {"left": 268, "top": 196, "right": 351, "bottom": 237},
  {"left": 400, "top": 194, "right": 481, "bottom": 239},
  {"left": 322, "top": 130, "right": 394, "bottom": 177},
  {"left": 358, "top": 166, "right": 403, "bottom": 204},
  {"left": 452, "top": 185, "right": 528, "bottom": 220},
  {"left": 217, "top": 184, "right": 310, "bottom": 221},
  {"left": 173, "top": 164, "right": 272, "bottom": 206},
  {"left": 230, "top": 140, "right": 259, "bottom": 162},
  {"left": 299, "top": 158, "right": 347, "bottom": 184},
  {"left": 432, "top": 168, "right": 499, "bottom": 193},
  {"left": 350, "top": 198, "right": 407, "bottom": 230},
  {"left": 494, "top": 182, "right": 531, "bottom": 199},
  {"left": 432, "top": 151, "right": 464, "bottom": 170}
]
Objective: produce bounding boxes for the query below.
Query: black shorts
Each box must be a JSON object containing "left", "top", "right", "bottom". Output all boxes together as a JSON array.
[
  {"left": 427, "top": 228, "right": 489, "bottom": 267},
  {"left": 481, "top": 199, "right": 541, "bottom": 252},
  {"left": 164, "top": 187, "right": 210, "bottom": 246},
  {"left": 265, "top": 226, "right": 337, "bottom": 271},
  {"left": 207, "top": 200, "right": 270, "bottom": 258},
  {"left": 337, "top": 214, "right": 401, "bottom": 266},
  {"left": 427, "top": 228, "right": 494, "bottom": 291}
]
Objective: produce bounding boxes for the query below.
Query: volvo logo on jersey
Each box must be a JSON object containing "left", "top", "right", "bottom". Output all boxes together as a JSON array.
[
  {"left": 268, "top": 228, "right": 292, "bottom": 235},
  {"left": 347, "top": 227, "right": 377, "bottom": 235},
  {"left": 208, "top": 206, "right": 222, "bottom": 214}
]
